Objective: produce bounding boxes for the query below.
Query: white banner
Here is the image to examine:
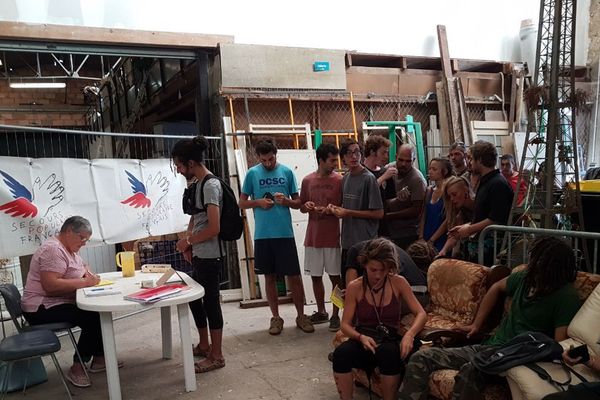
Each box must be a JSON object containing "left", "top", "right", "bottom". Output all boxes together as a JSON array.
[{"left": 0, "top": 157, "right": 188, "bottom": 257}]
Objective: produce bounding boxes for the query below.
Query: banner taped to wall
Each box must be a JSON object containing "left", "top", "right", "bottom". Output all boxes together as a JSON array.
[{"left": 0, "top": 156, "right": 188, "bottom": 257}]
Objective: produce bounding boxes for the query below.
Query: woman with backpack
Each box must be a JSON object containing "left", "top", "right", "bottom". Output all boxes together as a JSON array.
[
  {"left": 173, "top": 136, "right": 226, "bottom": 373},
  {"left": 332, "top": 238, "right": 427, "bottom": 400}
]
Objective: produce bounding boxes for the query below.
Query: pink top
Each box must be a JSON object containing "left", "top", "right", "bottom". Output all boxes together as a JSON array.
[{"left": 21, "top": 236, "right": 86, "bottom": 313}]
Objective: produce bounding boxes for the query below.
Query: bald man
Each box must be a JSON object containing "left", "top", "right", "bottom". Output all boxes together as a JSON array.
[{"left": 384, "top": 144, "right": 426, "bottom": 249}]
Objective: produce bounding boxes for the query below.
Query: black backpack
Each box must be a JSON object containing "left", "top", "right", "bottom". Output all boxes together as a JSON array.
[
  {"left": 471, "top": 331, "right": 589, "bottom": 391},
  {"left": 472, "top": 332, "right": 563, "bottom": 375},
  {"left": 182, "top": 174, "right": 243, "bottom": 241}
]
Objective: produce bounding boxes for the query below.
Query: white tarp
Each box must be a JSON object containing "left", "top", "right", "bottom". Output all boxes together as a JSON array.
[{"left": 0, "top": 156, "right": 188, "bottom": 257}]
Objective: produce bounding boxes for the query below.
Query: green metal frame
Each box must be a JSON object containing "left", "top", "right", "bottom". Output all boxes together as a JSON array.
[
  {"left": 313, "top": 116, "right": 426, "bottom": 176},
  {"left": 365, "top": 116, "right": 426, "bottom": 176},
  {"left": 314, "top": 129, "right": 322, "bottom": 148}
]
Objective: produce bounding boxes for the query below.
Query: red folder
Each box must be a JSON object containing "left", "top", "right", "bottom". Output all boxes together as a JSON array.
[{"left": 124, "top": 284, "right": 188, "bottom": 304}]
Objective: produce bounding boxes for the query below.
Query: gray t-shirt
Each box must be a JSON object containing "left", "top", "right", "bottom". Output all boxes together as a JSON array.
[
  {"left": 341, "top": 168, "right": 383, "bottom": 250},
  {"left": 192, "top": 177, "right": 223, "bottom": 259},
  {"left": 385, "top": 166, "right": 426, "bottom": 239}
]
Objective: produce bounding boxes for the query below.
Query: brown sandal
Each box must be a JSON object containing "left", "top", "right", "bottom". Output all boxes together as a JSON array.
[
  {"left": 66, "top": 370, "right": 91, "bottom": 388},
  {"left": 192, "top": 344, "right": 211, "bottom": 358},
  {"left": 194, "top": 357, "right": 225, "bottom": 373}
]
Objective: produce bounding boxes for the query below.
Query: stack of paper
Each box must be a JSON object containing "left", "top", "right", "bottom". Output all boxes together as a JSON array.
[{"left": 124, "top": 284, "right": 187, "bottom": 304}]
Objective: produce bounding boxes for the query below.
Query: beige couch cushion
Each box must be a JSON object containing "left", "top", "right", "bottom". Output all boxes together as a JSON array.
[
  {"left": 506, "top": 282, "right": 600, "bottom": 400},
  {"left": 568, "top": 282, "right": 600, "bottom": 356},
  {"left": 506, "top": 361, "right": 597, "bottom": 400}
]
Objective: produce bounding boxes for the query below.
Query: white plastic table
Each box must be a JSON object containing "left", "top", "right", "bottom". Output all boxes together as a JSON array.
[{"left": 76, "top": 271, "right": 204, "bottom": 400}]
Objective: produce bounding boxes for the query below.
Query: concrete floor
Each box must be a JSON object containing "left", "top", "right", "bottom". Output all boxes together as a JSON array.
[{"left": 8, "top": 302, "right": 374, "bottom": 400}]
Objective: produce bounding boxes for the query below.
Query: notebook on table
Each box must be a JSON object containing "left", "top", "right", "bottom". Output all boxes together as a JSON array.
[{"left": 124, "top": 284, "right": 188, "bottom": 304}]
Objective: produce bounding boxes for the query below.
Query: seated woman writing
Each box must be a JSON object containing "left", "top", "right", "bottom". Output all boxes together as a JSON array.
[
  {"left": 332, "top": 238, "right": 427, "bottom": 400},
  {"left": 21, "top": 216, "right": 113, "bottom": 388}
]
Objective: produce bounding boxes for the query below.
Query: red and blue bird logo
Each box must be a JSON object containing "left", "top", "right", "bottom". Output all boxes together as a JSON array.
[
  {"left": 0, "top": 170, "right": 38, "bottom": 218},
  {"left": 121, "top": 170, "right": 151, "bottom": 208}
]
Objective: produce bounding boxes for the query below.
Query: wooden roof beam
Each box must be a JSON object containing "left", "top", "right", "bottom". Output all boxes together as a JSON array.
[{"left": 0, "top": 21, "right": 233, "bottom": 49}]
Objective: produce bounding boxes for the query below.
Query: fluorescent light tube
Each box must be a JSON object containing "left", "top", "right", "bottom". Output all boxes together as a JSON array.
[{"left": 9, "top": 82, "right": 66, "bottom": 89}]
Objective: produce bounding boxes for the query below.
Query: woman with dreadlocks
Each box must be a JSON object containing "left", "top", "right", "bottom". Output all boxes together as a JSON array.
[
  {"left": 332, "top": 238, "right": 427, "bottom": 400},
  {"left": 406, "top": 240, "right": 438, "bottom": 275},
  {"left": 398, "top": 236, "right": 581, "bottom": 400}
]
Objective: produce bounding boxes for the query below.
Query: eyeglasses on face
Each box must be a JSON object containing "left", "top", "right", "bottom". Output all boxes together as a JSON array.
[{"left": 77, "top": 233, "right": 90, "bottom": 244}]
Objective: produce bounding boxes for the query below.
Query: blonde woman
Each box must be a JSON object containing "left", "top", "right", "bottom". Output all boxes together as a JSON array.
[{"left": 438, "top": 176, "right": 475, "bottom": 258}]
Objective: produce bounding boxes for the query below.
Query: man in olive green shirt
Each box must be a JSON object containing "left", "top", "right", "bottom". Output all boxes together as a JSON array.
[{"left": 399, "top": 236, "right": 581, "bottom": 400}]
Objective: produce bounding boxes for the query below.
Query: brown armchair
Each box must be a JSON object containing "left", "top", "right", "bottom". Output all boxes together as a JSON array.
[
  {"left": 427, "top": 269, "right": 600, "bottom": 400},
  {"left": 400, "top": 258, "right": 510, "bottom": 347}
]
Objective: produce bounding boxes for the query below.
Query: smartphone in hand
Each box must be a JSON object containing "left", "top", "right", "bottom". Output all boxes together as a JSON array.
[
  {"left": 568, "top": 344, "right": 590, "bottom": 364},
  {"left": 263, "top": 192, "right": 275, "bottom": 201}
]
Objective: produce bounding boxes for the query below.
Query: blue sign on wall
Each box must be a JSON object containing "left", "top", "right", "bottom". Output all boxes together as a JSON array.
[{"left": 313, "top": 61, "right": 330, "bottom": 72}]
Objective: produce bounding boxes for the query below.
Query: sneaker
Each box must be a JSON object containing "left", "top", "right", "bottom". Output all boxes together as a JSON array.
[
  {"left": 268, "top": 316, "right": 284, "bottom": 335},
  {"left": 309, "top": 311, "right": 329, "bottom": 324},
  {"left": 328, "top": 315, "right": 341, "bottom": 332},
  {"left": 296, "top": 314, "right": 315, "bottom": 333}
]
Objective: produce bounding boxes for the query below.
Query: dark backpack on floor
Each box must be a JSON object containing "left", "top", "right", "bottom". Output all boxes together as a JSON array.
[{"left": 182, "top": 174, "right": 243, "bottom": 241}]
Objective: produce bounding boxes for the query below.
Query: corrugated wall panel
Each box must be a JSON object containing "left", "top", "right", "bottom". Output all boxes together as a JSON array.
[{"left": 79, "top": 244, "right": 117, "bottom": 274}]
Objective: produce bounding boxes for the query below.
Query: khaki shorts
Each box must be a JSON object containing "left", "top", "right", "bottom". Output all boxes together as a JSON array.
[{"left": 304, "top": 247, "right": 341, "bottom": 277}]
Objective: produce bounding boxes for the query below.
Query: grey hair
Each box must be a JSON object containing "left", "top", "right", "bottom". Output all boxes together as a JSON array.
[
  {"left": 398, "top": 143, "right": 416, "bottom": 160},
  {"left": 60, "top": 216, "right": 92, "bottom": 235}
]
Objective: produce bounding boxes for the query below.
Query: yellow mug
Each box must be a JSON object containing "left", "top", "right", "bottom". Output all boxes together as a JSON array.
[{"left": 116, "top": 251, "right": 136, "bottom": 278}]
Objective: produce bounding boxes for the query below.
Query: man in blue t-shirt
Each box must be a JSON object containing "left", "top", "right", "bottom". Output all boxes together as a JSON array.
[{"left": 239, "top": 139, "right": 314, "bottom": 336}]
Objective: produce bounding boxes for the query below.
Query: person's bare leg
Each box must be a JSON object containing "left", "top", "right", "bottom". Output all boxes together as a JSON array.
[
  {"left": 195, "top": 326, "right": 210, "bottom": 353},
  {"left": 380, "top": 374, "right": 401, "bottom": 400},
  {"left": 264, "top": 274, "right": 280, "bottom": 317},
  {"left": 195, "top": 328, "right": 225, "bottom": 370},
  {"left": 287, "top": 275, "right": 306, "bottom": 316},
  {"left": 329, "top": 274, "right": 342, "bottom": 317},
  {"left": 208, "top": 329, "right": 223, "bottom": 360},
  {"left": 311, "top": 276, "right": 326, "bottom": 314},
  {"left": 333, "top": 372, "right": 354, "bottom": 400}
]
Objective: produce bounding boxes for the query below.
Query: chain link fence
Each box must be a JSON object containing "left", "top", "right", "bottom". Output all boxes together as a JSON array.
[
  {"left": 227, "top": 96, "right": 509, "bottom": 167},
  {"left": 0, "top": 124, "right": 223, "bottom": 170},
  {"left": 575, "top": 103, "right": 594, "bottom": 169}
]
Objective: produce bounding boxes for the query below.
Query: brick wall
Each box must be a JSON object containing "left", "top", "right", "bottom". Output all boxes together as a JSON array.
[{"left": 0, "top": 79, "right": 94, "bottom": 127}]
